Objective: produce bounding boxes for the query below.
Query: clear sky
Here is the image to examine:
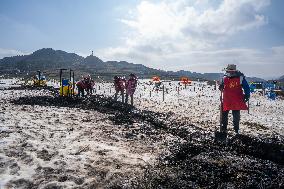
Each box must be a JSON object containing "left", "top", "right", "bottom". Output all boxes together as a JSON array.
[{"left": 0, "top": 0, "right": 283, "bottom": 78}]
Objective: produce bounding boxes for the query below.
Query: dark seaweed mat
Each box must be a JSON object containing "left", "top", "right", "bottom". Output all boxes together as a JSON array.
[
  {"left": 3, "top": 85, "right": 55, "bottom": 91},
  {"left": 132, "top": 133, "right": 284, "bottom": 189},
  {"left": 11, "top": 95, "right": 185, "bottom": 140},
  {"left": 11, "top": 95, "right": 166, "bottom": 127},
  {"left": 11, "top": 95, "right": 284, "bottom": 189}
]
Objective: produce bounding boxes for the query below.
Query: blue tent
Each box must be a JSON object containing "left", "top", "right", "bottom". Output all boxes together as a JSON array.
[
  {"left": 267, "top": 90, "right": 276, "bottom": 100},
  {"left": 263, "top": 82, "right": 275, "bottom": 90}
]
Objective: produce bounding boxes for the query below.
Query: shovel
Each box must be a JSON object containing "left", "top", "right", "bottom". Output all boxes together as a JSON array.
[{"left": 214, "top": 90, "right": 227, "bottom": 142}]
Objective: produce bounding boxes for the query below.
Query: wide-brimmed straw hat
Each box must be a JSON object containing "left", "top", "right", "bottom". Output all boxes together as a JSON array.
[{"left": 224, "top": 64, "right": 237, "bottom": 71}]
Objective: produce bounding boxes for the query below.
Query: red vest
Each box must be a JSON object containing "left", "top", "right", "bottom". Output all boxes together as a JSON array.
[
  {"left": 76, "top": 80, "right": 86, "bottom": 89},
  {"left": 223, "top": 77, "right": 248, "bottom": 111},
  {"left": 114, "top": 78, "right": 125, "bottom": 92},
  {"left": 126, "top": 78, "right": 137, "bottom": 95}
]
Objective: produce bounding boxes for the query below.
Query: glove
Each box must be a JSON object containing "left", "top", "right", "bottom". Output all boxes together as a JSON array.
[{"left": 244, "top": 95, "right": 249, "bottom": 102}]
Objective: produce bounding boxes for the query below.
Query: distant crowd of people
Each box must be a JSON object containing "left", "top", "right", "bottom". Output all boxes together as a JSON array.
[
  {"left": 76, "top": 73, "right": 138, "bottom": 106},
  {"left": 114, "top": 73, "right": 137, "bottom": 106},
  {"left": 76, "top": 75, "right": 95, "bottom": 97}
]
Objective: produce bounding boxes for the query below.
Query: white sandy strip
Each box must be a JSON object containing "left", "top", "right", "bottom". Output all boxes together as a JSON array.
[{"left": 0, "top": 87, "right": 157, "bottom": 188}]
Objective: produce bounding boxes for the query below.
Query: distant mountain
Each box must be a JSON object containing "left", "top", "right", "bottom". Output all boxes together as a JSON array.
[
  {"left": 172, "top": 70, "right": 265, "bottom": 82},
  {"left": 0, "top": 48, "right": 266, "bottom": 81},
  {"left": 84, "top": 55, "right": 104, "bottom": 66},
  {"left": 278, "top": 75, "right": 284, "bottom": 82},
  {"left": 0, "top": 48, "right": 165, "bottom": 80},
  {"left": 174, "top": 70, "right": 224, "bottom": 81},
  {"left": 0, "top": 48, "right": 84, "bottom": 71},
  {"left": 245, "top": 77, "right": 266, "bottom": 83}
]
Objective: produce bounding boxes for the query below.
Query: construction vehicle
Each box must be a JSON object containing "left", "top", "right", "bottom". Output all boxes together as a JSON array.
[{"left": 30, "top": 70, "right": 47, "bottom": 86}]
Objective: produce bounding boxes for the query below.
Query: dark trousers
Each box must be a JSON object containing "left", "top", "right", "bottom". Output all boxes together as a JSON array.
[
  {"left": 114, "top": 91, "right": 124, "bottom": 102},
  {"left": 77, "top": 87, "right": 84, "bottom": 97},
  {"left": 86, "top": 87, "right": 94, "bottom": 95},
  {"left": 125, "top": 94, "right": 134, "bottom": 106},
  {"left": 221, "top": 110, "right": 240, "bottom": 132}
]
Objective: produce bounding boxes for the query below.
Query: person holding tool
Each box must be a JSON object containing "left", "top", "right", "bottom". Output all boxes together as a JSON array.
[{"left": 219, "top": 64, "right": 250, "bottom": 135}]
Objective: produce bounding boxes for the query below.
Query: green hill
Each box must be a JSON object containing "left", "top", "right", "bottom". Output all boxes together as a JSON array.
[{"left": 0, "top": 48, "right": 266, "bottom": 82}]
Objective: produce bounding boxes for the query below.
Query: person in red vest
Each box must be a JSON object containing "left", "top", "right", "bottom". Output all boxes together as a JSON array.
[
  {"left": 84, "top": 75, "right": 95, "bottom": 95},
  {"left": 219, "top": 64, "right": 250, "bottom": 134},
  {"left": 114, "top": 76, "right": 126, "bottom": 102},
  {"left": 125, "top": 73, "right": 138, "bottom": 106},
  {"left": 76, "top": 78, "right": 86, "bottom": 97}
]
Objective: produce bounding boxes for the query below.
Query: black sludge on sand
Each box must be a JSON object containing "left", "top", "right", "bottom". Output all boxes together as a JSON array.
[
  {"left": 227, "top": 134, "right": 284, "bottom": 165},
  {"left": 131, "top": 122, "right": 283, "bottom": 187},
  {"left": 11, "top": 95, "right": 284, "bottom": 188},
  {"left": 4, "top": 85, "right": 56, "bottom": 91},
  {"left": 138, "top": 134, "right": 284, "bottom": 189},
  {"left": 11, "top": 95, "right": 133, "bottom": 113}
]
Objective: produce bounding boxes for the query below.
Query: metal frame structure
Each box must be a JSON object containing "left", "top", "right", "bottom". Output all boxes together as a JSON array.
[{"left": 59, "top": 69, "right": 75, "bottom": 96}]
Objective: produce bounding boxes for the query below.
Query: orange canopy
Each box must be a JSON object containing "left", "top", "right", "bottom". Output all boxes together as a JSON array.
[
  {"left": 152, "top": 76, "right": 160, "bottom": 82},
  {"left": 180, "top": 77, "right": 191, "bottom": 84}
]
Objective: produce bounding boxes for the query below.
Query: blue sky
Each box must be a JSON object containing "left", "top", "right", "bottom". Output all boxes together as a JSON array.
[
  {"left": 0, "top": 0, "right": 136, "bottom": 53},
  {"left": 0, "top": 0, "right": 283, "bottom": 78}
]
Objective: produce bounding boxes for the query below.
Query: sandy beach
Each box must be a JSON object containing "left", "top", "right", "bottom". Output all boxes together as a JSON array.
[{"left": 0, "top": 79, "right": 283, "bottom": 188}]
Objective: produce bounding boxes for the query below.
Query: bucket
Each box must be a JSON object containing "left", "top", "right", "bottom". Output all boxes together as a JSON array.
[{"left": 60, "top": 86, "right": 72, "bottom": 96}]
